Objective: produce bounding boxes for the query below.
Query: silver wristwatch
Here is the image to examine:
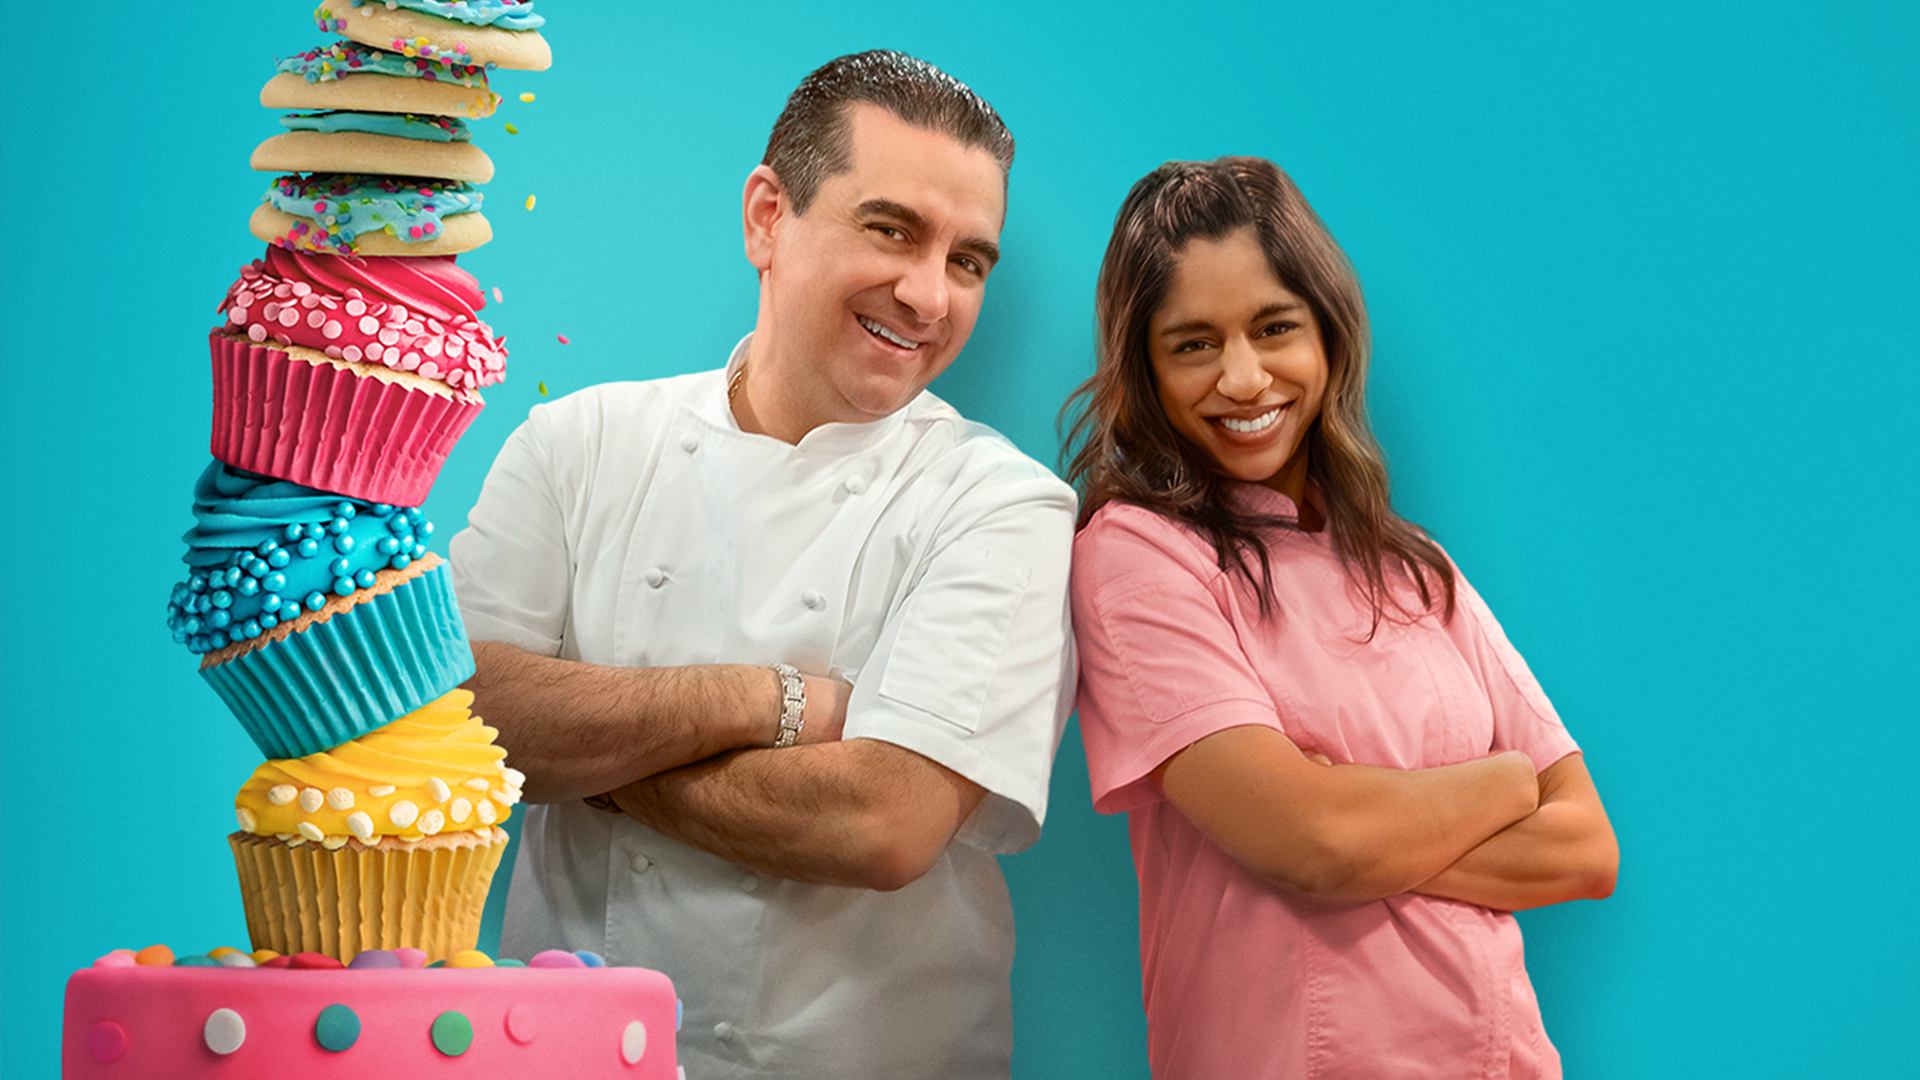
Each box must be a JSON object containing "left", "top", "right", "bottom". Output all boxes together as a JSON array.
[{"left": 770, "top": 662, "right": 806, "bottom": 747}]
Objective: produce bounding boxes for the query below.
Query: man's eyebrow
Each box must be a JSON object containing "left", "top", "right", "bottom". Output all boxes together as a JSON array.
[
  {"left": 857, "top": 198, "right": 926, "bottom": 232},
  {"left": 857, "top": 198, "right": 1001, "bottom": 270}
]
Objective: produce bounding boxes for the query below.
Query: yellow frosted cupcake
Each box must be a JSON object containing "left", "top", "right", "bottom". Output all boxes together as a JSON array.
[{"left": 227, "top": 688, "right": 522, "bottom": 962}]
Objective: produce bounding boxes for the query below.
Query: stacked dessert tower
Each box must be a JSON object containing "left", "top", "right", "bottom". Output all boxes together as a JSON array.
[{"left": 164, "top": 0, "right": 550, "bottom": 965}]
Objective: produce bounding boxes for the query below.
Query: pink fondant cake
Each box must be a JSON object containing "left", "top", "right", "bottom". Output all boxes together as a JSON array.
[{"left": 63, "top": 951, "right": 681, "bottom": 1079}]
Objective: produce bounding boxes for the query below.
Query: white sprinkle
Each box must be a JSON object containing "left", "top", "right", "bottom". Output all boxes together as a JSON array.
[
  {"left": 345, "top": 811, "right": 375, "bottom": 841},
  {"left": 489, "top": 789, "right": 518, "bottom": 807},
  {"left": 298, "top": 788, "right": 325, "bottom": 813},
  {"left": 326, "top": 787, "right": 355, "bottom": 810},
  {"left": 236, "top": 806, "right": 257, "bottom": 832},
  {"left": 477, "top": 799, "right": 498, "bottom": 824},
  {"left": 389, "top": 801, "right": 419, "bottom": 828},
  {"left": 502, "top": 767, "right": 527, "bottom": 788},
  {"left": 285, "top": 835, "right": 307, "bottom": 848},
  {"left": 369, "top": 785, "right": 396, "bottom": 797},
  {"left": 418, "top": 809, "right": 446, "bottom": 836},
  {"left": 345, "top": 298, "right": 367, "bottom": 317},
  {"left": 358, "top": 315, "right": 380, "bottom": 335},
  {"left": 462, "top": 777, "right": 490, "bottom": 792},
  {"left": 268, "top": 785, "right": 297, "bottom": 806},
  {"left": 449, "top": 798, "right": 473, "bottom": 824},
  {"left": 276, "top": 833, "right": 297, "bottom": 842},
  {"left": 321, "top": 836, "right": 349, "bottom": 850},
  {"left": 429, "top": 777, "right": 452, "bottom": 804},
  {"left": 297, "top": 821, "right": 325, "bottom": 842}
]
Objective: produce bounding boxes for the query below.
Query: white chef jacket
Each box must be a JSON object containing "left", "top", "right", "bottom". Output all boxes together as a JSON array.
[{"left": 449, "top": 336, "right": 1077, "bottom": 1079}]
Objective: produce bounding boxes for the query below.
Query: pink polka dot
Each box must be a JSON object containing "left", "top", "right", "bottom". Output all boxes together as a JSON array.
[
  {"left": 322, "top": 320, "right": 343, "bottom": 340},
  {"left": 88, "top": 1021, "right": 128, "bottom": 1063}
]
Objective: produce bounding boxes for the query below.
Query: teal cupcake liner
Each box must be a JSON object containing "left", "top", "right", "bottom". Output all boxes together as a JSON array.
[{"left": 203, "top": 562, "right": 475, "bottom": 759}]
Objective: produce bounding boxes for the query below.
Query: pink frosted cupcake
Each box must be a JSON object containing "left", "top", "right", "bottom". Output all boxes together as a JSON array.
[{"left": 209, "top": 246, "right": 506, "bottom": 505}]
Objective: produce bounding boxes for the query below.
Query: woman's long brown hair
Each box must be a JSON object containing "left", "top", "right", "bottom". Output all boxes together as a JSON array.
[{"left": 1062, "top": 157, "right": 1454, "bottom": 628}]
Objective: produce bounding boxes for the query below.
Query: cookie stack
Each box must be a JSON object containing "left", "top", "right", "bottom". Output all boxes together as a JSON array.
[{"left": 162, "top": 0, "right": 551, "bottom": 963}]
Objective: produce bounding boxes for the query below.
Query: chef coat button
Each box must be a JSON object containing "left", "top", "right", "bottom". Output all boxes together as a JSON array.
[
  {"left": 843, "top": 475, "right": 867, "bottom": 495},
  {"left": 739, "top": 874, "right": 759, "bottom": 893},
  {"left": 645, "top": 567, "right": 666, "bottom": 588},
  {"left": 679, "top": 433, "right": 699, "bottom": 453},
  {"left": 630, "top": 854, "right": 652, "bottom": 874},
  {"left": 713, "top": 1021, "right": 736, "bottom": 1042},
  {"left": 802, "top": 590, "right": 825, "bottom": 611}
]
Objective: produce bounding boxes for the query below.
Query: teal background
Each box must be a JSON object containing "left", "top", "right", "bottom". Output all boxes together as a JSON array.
[{"left": 3, "top": 2, "right": 1915, "bottom": 1076}]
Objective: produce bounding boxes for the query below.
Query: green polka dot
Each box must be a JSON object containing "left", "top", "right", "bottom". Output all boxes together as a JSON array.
[
  {"left": 314, "top": 1004, "right": 360, "bottom": 1052},
  {"left": 431, "top": 1011, "right": 474, "bottom": 1056}
]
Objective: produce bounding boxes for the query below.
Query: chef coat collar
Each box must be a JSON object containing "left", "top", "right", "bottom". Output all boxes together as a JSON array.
[{"left": 712, "top": 334, "right": 913, "bottom": 457}]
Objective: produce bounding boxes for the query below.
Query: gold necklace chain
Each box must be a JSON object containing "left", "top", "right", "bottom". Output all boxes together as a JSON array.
[{"left": 727, "top": 364, "right": 748, "bottom": 404}]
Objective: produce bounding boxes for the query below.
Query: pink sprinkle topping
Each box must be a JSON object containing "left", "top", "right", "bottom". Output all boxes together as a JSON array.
[
  {"left": 493, "top": 286, "right": 503, "bottom": 303},
  {"left": 557, "top": 334, "right": 571, "bottom": 345}
]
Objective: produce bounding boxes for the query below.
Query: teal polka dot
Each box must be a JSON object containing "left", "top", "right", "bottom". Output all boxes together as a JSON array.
[
  {"left": 314, "top": 1004, "right": 360, "bottom": 1052},
  {"left": 431, "top": 1011, "right": 474, "bottom": 1056}
]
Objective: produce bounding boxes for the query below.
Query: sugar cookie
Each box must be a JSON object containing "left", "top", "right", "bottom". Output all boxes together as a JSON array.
[{"left": 253, "top": 132, "right": 494, "bottom": 183}]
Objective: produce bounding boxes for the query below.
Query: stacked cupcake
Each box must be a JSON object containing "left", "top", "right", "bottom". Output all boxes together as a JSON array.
[{"left": 163, "top": 0, "right": 550, "bottom": 964}]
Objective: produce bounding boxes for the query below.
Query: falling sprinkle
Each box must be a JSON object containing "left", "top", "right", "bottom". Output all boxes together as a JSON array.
[
  {"left": 493, "top": 286, "right": 503, "bottom": 303},
  {"left": 538, "top": 381, "right": 549, "bottom": 396},
  {"left": 557, "top": 334, "right": 570, "bottom": 345},
  {"left": 505, "top": 122, "right": 519, "bottom": 135},
  {"left": 520, "top": 92, "right": 536, "bottom": 102},
  {"left": 525, "top": 194, "right": 536, "bottom": 210}
]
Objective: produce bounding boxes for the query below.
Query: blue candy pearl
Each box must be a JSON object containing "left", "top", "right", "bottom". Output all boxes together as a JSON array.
[
  {"left": 334, "top": 534, "right": 356, "bottom": 555},
  {"left": 330, "top": 557, "right": 351, "bottom": 577},
  {"left": 263, "top": 572, "right": 286, "bottom": 592},
  {"left": 242, "top": 619, "right": 262, "bottom": 639},
  {"left": 377, "top": 537, "right": 399, "bottom": 556},
  {"left": 389, "top": 553, "right": 412, "bottom": 571},
  {"left": 327, "top": 517, "right": 350, "bottom": 537},
  {"left": 257, "top": 540, "right": 279, "bottom": 556},
  {"left": 237, "top": 578, "right": 260, "bottom": 597},
  {"left": 188, "top": 574, "right": 207, "bottom": 594},
  {"left": 208, "top": 609, "right": 232, "bottom": 630},
  {"left": 372, "top": 504, "right": 393, "bottom": 515},
  {"left": 333, "top": 577, "right": 357, "bottom": 597},
  {"left": 208, "top": 631, "right": 229, "bottom": 650},
  {"left": 284, "top": 523, "right": 305, "bottom": 542},
  {"left": 305, "top": 591, "right": 328, "bottom": 612},
  {"left": 335, "top": 502, "right": 358, "bottom": 519},
  {"left": 354, "top": 569, "right": 376, "bottom": 588},
  {"left": 260, "top": 614, "right": 279, "bottom": 631},
  {"left": 417, "top": 521, "right": 434, "bottom": 538},
  {"left": 298, "top": 538, "right": 320, "bottom": 558},
  {"left": 261, "top": 594, "right": 282, "bottom": 614},
  {"left": 210, "top": 590, "right": 233, "bottom": 610},
  {"left": 268, "top": 549, "right": 291, "bottom": 569}
]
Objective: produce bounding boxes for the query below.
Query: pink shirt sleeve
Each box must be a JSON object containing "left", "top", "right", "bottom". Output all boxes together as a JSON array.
[
  {"left": 1072, "top": 505, "right": 1284, "bottom": 814},
  {"left": 1445, "top": 570, "right": 1581, "bottom": 772}
]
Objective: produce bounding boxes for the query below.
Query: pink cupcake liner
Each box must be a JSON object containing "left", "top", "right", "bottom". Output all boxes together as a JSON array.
[{"left": 208, "top": 330, "right": 483, "bottom": 505}]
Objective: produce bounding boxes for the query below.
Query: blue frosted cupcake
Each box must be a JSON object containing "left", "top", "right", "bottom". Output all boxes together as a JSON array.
[{"left": 165, "top": 461, "right": 474, "bottom": 758}]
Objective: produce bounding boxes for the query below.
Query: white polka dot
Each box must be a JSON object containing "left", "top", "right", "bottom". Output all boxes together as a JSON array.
[
  {"left": 204, "top": 1008, "right": 246, "bottom": 1055},
  {"left": 621, "top": 1020, "right": 648, "bottom": 1064}
]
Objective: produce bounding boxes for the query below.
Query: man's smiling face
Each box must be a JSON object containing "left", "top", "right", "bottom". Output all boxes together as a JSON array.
[{"left": 749, "top": 102, "right": 1006, "bottom": 433}]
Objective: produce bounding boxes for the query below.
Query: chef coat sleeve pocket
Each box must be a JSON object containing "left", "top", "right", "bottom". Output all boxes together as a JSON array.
[{"left": 876, "top": 541, "right": 1032, "bottom": 736}]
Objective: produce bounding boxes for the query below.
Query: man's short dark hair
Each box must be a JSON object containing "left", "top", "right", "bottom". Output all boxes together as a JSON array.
[{"left": 763, "top": 50, "right": 1015, "bottom": 214}]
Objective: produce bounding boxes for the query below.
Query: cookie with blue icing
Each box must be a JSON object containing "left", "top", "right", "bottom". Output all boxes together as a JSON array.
[{"left": 318, "top": 1, "right": 552, "bottom": 72}]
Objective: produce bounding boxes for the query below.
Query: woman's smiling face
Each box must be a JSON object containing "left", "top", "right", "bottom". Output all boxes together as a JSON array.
[{"left": 1148, "top": 226, "right": 1328, "bottom": 500}]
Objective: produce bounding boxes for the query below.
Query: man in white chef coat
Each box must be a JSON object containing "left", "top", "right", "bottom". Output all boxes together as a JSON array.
[{"left": 450, "top": 51, "right": 1076, "bottom": 1079}]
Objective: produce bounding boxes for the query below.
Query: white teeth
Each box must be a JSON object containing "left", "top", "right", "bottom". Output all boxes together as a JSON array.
[
  {"left": 1221, "top": 408, "right": 1282, "bottom": 434},
  {"left": 859, "top": 316, "right": 921, "bottom": 350}
]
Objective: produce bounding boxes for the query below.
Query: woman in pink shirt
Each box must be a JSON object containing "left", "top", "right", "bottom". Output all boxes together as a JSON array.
[{"left": 1065, "top": 157, "right": 1618, "bottom": 1079}]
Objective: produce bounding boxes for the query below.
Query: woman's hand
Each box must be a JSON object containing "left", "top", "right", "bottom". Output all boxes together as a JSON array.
[
  {"left": 1156, "top": 726, "right": 1539, "bottom": 905},
  {"left": 1411, "top": 752, "right": 1618, "bottom": 911}
]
